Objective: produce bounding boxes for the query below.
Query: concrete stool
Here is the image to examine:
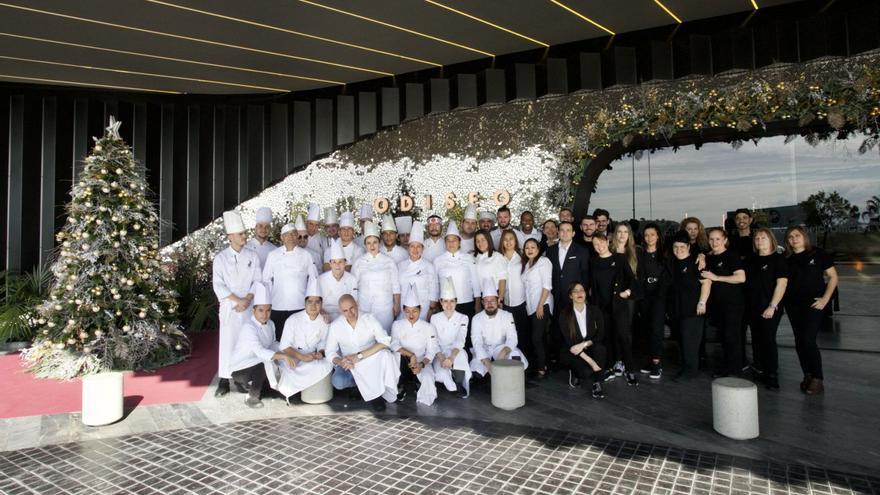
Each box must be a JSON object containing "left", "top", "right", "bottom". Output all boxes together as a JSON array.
[
  {"left": 712, "top": 377, "right": 759, "bottom": 440},
  {"left": 490, "top": 359, "right": 525, "bottom": 411},
  {"left": 81, "top": 371, "right": 124, "bottom": 426},
  {"left": 301, "top": 373, "right": 333, "bottom": 404}
]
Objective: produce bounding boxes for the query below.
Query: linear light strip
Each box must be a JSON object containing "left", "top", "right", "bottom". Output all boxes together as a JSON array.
[
  {"left": 751, "top": 0, "right": 759, "bottom": 9},
  {"left": 548, "top": 0, "right": 615, "bottom": 35},
  {"left": 0, "top": 55, "right": 289, "bottom": 92},
  {"left": 653, "top": 0, "right": 682, "bottom": 24},
  {"left": 297, "top": 0, "right": 494, "bottom": 57},
  {"left": 0, "top": 2, "right": 393, "bottom": 76},
  {"left": 0, "top": 32, "right": 344, "bottom": 85},
  {"left": 145, "top": 0, "right": 442, "bottom": 68},
  {"left": 0, "top": 73, "right": 180, "bottom": 93},
  {"left": 423, "top": 0, "right": 548, "bottom": 47}
]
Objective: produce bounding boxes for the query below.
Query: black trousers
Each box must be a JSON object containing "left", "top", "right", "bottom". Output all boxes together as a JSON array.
[
  {"left": 599, "top": 301, "right": 636, "bottom": 372},
  {"left": 709, "top": 303, "right": 744, "bottom": 374},
  {"left": 231, "top": 363, "right": 269, "bottom": 399},
  {"left": 678, "top": 316, "right": 705, "bottom": 374},
  {"left": 270, "top": 309, "right": 302, "bottom": 340},
  {"left": 741, "top": 302, "right": 753, "bottom": 367},
  {"left": 638, "top": 292, "right": 666, "bottom": 361},
  {"left": 785, "top": 304, "right": 824, "bottom": 379},
  {"left": 528, "top": 305, "right": 551, "bottom": 371},
  {"left": 749, "top": 310, "right": 782, "bottom": 376},
  {"left": 456, "top": 301, "right": 476, "bottom": 356},
  {"left": 559, "top": 343, "right": 605, "bottom": 382},
  {"left": 506, "top": 302, "right": 531, "bottom": 364}
]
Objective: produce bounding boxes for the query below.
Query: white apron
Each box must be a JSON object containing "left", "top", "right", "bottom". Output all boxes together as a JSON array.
[
  {"left": 325, "top": 313, "right": 401, "bottom": 402},
  {"left": 276, "top": 312, "right": 333, "bottom": 398},
  {"left": 398, "top": 258, "right": 438, "bottom": 321},
  {"left": 391, "top": 319, "right": 439, "bottom": 406},
  {"left": 213, "top": 247, "right": 261, "bottom": 379},
  {"left": 430, "top": 311, "right": 472, "bottom": 395},
  {"left": 350, "top": 350, "right": 400, "bottom": 402}
]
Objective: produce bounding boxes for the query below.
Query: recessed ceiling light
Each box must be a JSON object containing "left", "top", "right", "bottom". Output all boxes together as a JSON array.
[
  {"left": 0, "top": 2, "right": 394, "bottom": 76},
  {"left": 653, "top": 0, "right": 682, "bottom": 24},
  {"left": 0, "top": 73, "right": 180, "bottom": 93},
  {"left": 423, "top": 0, "right": 548, "bottom": 47},
  {"left": 548, "top": 0, "right": 615, "bottom": 35},
  {"left": 297, "top": 0, "right": 495, "bottom": 57}
]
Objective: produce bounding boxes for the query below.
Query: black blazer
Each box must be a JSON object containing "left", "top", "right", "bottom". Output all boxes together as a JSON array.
[
  {"left": 546, "top": 241, "right": 590, "bottom": 304},
  {"left": 558, "top": 303, "right": 605, "bottom": 348}
]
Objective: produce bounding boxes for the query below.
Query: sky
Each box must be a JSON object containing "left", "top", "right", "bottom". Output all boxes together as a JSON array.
[{"left": 590, "top": 134, "right": 880, "bottom": 224}]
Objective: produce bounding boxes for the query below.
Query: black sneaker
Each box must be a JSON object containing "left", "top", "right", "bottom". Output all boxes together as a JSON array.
[
  {"left": 234, "top": 382, "right": 249, "bottom": 394},
  {"left": 626, "top": 372, "right": 639, "bottom": 387},
  {"left": 591, "top": 382, "right": 605, "bottom": 399},
  {"left": 764, "top": 374, "right": 780, "bottom": 391},
  {"left": 601, "top": 369, "right": 616, "bottom": 382},
  {"left": 214, "top": 379, "right": 230, "bottom": 398},
  {"left": 649, "top": 363, "right": 662, "bottom": 380},
  {"left": 371, "top": 399, "right": 387, "bottom": 412},
  {"left": 639, "top": 363, "right": 653, "bottom": 374},
  {"left": 396, "top": 389, "right": 408, "bottom": 403}
]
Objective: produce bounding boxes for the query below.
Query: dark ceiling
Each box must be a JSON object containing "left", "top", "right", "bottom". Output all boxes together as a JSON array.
[{"left": 0, "top": 0, "right": 798, "bottom": 95}]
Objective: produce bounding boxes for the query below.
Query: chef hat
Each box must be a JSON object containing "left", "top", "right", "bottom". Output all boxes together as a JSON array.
[
  {"left": 479, "top": 211, "right": 494, "bottom": 221},
  {"left": 440, "top": 277, "right": 457, "bottom": 300},
  {"left": 281, "top": 223, "right": 296, "bottom": 236},
  {"left": 381, "top": 214, "right": 397, "bottom": 232},
  {"left": 395, "top": 216, "right": 413, "bottom": 234},
  {"left": 409, "top": 221, "right": 425, "bottom": 245},
  {"left": 340, "top": 211, "right": 354, "bottom": 228},
  {"left": 359, "top": 203, "right": 373, "bottom": 220},
  {"left": 402, "top": 284, "right": 420, "bottom": 308},
  {"left": 307, "top": 203, "right": 321, "bottom": 222},
  {"left": 324, "top": 207, "right": 339, "bottom": 225},
  {"left": 363, "top": 220, "right": 380, "bottom": 240},
  {"left": 426, "top": 214, "right": 443, "bottom": 225},
  {"left": 223, "top": 211, "right": 246, "bottom": 234},
  {"left": 294, "top": 214, "right": 306, "bottom": 232},
  {"left": 255, "top": 207, "right": 273, "bottom": 224},
  {"left": 481, "top": 278, "right": 498, "bottom": 298},
  {"left": 463, "top": 205, "right": 478, "bottom": 221},
  {"left": 445, "top": 221, "right": 461, "bottom": 239},
  {"left": 305, "top": 276, "right": 321, "bottom": 298},
  {"left": 252, "top": 282, "right": 270, "bottom": 306},
  {"left": 327, "top": 238, "right": 345, "bottom": 261}
]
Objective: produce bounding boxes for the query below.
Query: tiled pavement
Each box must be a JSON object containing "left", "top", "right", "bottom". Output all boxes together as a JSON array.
[{"left": 1, "top": 414, "right": 878, "bottom": 495}]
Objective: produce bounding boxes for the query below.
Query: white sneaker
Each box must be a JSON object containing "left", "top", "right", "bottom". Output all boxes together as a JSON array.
[{"left": 613, "top": 361, "right": 625, "bottom": 377}]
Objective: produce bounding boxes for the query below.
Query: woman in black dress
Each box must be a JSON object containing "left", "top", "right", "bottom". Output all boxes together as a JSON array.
[
  {"left": 745, "top": 228, "right": 788, "bottom": 390},
  {"left": 589, "top": 232, "right": 639, "bottom": 386},
  {"left": 700, "top": 227, "right": 746, "bottom": 377},
  {"left": 783, "top": 226, "right": 838, "bottom": 395},
  {"left": 636, "top": 223, "right": 669, "bottom": 380},
  {"left": 668, "top": 231, "right": 712, "bottom": 379},
  {"left": 558, "top": 282, "right": 607, "bottom": 399}
]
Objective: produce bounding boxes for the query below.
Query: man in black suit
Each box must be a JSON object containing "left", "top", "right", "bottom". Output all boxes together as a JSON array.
[{"left": 546, "top": 221, "right": 591, "bottom": 364}]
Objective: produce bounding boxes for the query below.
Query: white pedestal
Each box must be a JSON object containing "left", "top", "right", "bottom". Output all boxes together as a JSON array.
[
  {"left": 490, "top": 359, "right": 525, "bottom": 411},
  {"left": 301, "top": 373, "right": 333, "bottom": 404},
  {"left": 712, "top": 377, "right": 759, "bottom": 440},
  {"left": 81, "top": 371, "right": 124, "bottom": 426}
]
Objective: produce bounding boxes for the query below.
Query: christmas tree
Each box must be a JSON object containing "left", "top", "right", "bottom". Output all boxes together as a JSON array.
[{"left": 22, "top": 117, "right": 190, "bottom": 379}]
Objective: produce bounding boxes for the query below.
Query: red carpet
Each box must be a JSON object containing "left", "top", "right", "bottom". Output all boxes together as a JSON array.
[{"left": 0, "top": 332, "right": 218, "bottom": 419}]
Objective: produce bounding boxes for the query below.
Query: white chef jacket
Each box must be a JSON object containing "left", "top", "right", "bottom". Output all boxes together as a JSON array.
[
  {"left": 430, "top": 310, "right": 472, "bottom": 395},
  {"left": 307, "top": 233, "right": 325, "bottom": 257},
  {"left": 325, "top": 313, "right": 392, "bottom": 360},
  {"left": 229, "top": 315, "right": 278, "bottom": 373},
  {"left": 305, "top": 247, "right": 323, "bottom": 273},
  {"left": 433, "top": 251, "right": 480, "bottom": 304},
  {"left": 325, "top": 313, "right": 400, "bottom": 402},
  {"left": 460, "top": 237, "right": 475, "bottom": 256},
  {"left": 212, "top": 246, "right": 262, "bottom": 379},
  {"left": 351, "top": 252, "right": 401, "bottom": 330},
  {"left": 262, "top": 246, "right": 319, "bottom": 311},
  {"left": 318, "top": 271, "right": 358, "bottom": 320},
  {"left": 502, "top": 252, "right": 526, "bottom": 307},
  {"left": 475, "top": 252, "right": 508, "bottom": 296},
  {"left": 247, "top": 238, "right": 277, "bottom": 268},
  {"left": 516, "top": 228, "right": 542, "bottom": 245},
  {"left": 275, "top": 311, "right": 333, "bottom": 398},
  {"left": 422, "top": 237, "right": 446, "bottom": 263},
  {"left": 390, "top": 318, "right": 440, "bottom": 405},
  {"left": 382, "top": 244, "right": 409, "bottom": 264},
  {"left": 398, "top": 257, "right": 439, "bottom": 320},
  {"left": 522, "top": 256, "right": 554, "bottom": 315},
  {"left": 323, "top": 240, "right": 365, "bottom": 267},
  {"left": 469, "top": 309, "right": 529, "bottom": 375}
]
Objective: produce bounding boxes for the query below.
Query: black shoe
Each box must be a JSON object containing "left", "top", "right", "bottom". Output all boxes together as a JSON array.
[
  {"left": 396, "top": 388, "right": 408, "bottom": 402},
  {"left": 639, "top": 363, "right": 653, "bottom": 374},
  {"left": 234, "top": 382, "right": 249, "bottom": 394},
  {"left": 214, "top": 379, "right": 230, "bottom": 397},
  {"left": 601, "top": 369, "right": 616, "bottom": 382},
  {"left": 245, "top": 396, "right": 264, "bottom": 408},
  {"left": 371, "top": 399, "right": 387, "bottom": 412},
  {"left": 456, "top": 387, "right": 469, "bottom": 399},
  {"left": 591, "top": 382, "right": 605, "bottom": 399},
  {"left": 626, "top": 372, "right": 639, "bottom": 387},
  {"left": 764, "top": 374, "right": 780, "bottom": 391},
  {"left": 648, "top": 363, "right": 662, "bottom": 380}
]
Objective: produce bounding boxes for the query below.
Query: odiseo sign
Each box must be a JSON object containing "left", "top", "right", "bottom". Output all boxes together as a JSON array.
[{"left": 372, "top": 190, "right": 511, "bottom": 214}]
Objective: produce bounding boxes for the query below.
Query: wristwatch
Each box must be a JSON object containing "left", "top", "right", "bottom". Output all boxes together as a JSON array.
[{"left": 357, "top": 352, "right": 364, "bottom": 360}]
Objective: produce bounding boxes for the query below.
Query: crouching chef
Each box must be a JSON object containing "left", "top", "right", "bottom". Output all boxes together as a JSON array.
[
  {"left": 325, "top": 295, "right": 401, "bottom": 411},
  {"left": 390, "top": 285, "right": 441, "bottom": 406},
  {"left": 430, "top": 277, "right": 472, "bottom": 398},
  {"left": 470, "top": 279, "right": 529, "bottom": 376},
  {"left": 229, "top": 282, "right": 297, "bottom": 408},
  {"left": 276, "top": 278, "right": 334, "bottom": 402}
]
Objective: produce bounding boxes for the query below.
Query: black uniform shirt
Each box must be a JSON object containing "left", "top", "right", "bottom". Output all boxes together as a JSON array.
[
  {"left": 670, "top": 255, "right": 703, "bottom": 319},
  {"left": 786, "top": 248, "right": 834, "bottom": 306},
  {"left": 746, "top": 252, "right": 788, "bottom": 310},
  {"left": 705, "top": 249, "right": 745, "bottom": 308},
  {"left": 589, "top": 254, "right": 618, "bottom": 307}
]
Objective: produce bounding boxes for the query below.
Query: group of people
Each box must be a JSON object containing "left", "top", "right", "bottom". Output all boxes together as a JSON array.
[{"left": 212, "top": 202, "right": 838, "bottom": 410}]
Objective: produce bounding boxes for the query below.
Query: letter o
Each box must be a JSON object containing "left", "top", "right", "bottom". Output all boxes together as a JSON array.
[
  {"left": 494, "top": 190, "right": 511, "bottom": 207},
  {"left": 373, "top": 197, "right": 390, "bottom": 214}
]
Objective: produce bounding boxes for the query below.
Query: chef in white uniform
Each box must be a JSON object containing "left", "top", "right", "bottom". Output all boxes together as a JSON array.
[
  {"left": 354, "top": 203, "right": 373, "bottom": 247},
  {"left": 460, "top": 205, "right": 479, "bottom": 255},
  {"left": 212, "top": 210, "right": 263, "bottom": 397},
  {"left": 229, "top": 282, "right": 296, "bottom": 408},
  {"left": 322, "top": 207, "right": 340, "bottom": 253},
  {"left": 276, "top": 278, "right": 334, "bottom": 402},
  {"left": 380, "top": 214, "right": 408, "bottom": 264},
  {"left": 515, "top": 211, "right": 542, "bottom": 245},
  {"left": 430, "top": 277, "right": 472, "bottom": 398},
  {"left": 247, "top": 207, "right": 277, "bottom": 268},
  {"left": 323, "top": 212, "right": 363, "bottom": 271},
  {"left": 397, "top": 221, "right": 438, "bottom": 321},
  {"left": 433, "top": 221, "right": 481, "bottom": 320},
  {"left": 490, "top": 206, "right": 515, "bottom": 250},
  {"left": 326, "top": 295, "right": 401, "bottom": 411},
  {"left": 318, "top": 239, "right": 359, "bottom": 321},
  {"left": 305, "top": 202, "right": 325, "bottom": 258},
  {"left": 479, "top": 210, "right": 496, "bottom": 233},
  {"left": 390, "top": 286, "right": 440, "bottom": 406},
  {"left": 352, "top": 220, "right": 401, "bottom": 331},
  {"left": 395, "top": 216, "right": 413, "bottom": 249},
  {"left": 294, "top": 214, "right": 323, "bottom": 272},
  {"left": 262, "top": 222, "right": 319, "bottom": 337},
  {"left": 470, "top": 279, "right": 529, "bottom": 376},
  {"left": 422, "top": 214, "right": 446, "bottom": 262}
]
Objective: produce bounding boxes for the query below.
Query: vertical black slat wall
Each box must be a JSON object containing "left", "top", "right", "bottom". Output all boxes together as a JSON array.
[
  {"left": 6, "top": 95, "right": 23, "bottom": 273},
  {"left": 236, "top": 106, "right": 249, "bottom": 203},
  {"left": 358, "top": 92, "right": 377, "bottom": 137},
  {"left": 159, "top": 104, "right": 174, "bottom": 246},
  {"left": 72, "top": 98, "right": 89, "bottom": 183},
  {"left": 314, "top": 98, "right": 333, "bottom": 155},
  {"left": 223, "top": 105, "right": 239, "bottom": 210},
  {"left": 186, "top": 105, "right": 200, "bottom": 235},
  {"left": 292, "top": 101, "right": 312, "bottom": 168},
  {"left": 0, "top": 97, "right": 7, "bottom": 268},
  {"left": 336, "top": 95, "right": 354, "bottom": 146},
  {"left": 39, "top": 97, "right": 56, "bottom": 266},
  {"left": 246, "top": 104, "right": 265, "bottom": 195},
  {"left": 197, "top": 105, "right": 213, "bottom": 228},
  {"left": 133, "top": 103, "right": 148, "bottom": 177},
  {"left": 212, "top": 105, "right": 226, "bottom": 217},
  {"left": 270, "top": 103, "right": 288, "bottom": 180}
]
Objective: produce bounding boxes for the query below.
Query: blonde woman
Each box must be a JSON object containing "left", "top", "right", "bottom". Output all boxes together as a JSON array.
[
  {"left": 680, "top": 217, "right": 709, "bottom": 253},
  {"left": 745, "top": 228, "right": 788, "bottom": 390}
]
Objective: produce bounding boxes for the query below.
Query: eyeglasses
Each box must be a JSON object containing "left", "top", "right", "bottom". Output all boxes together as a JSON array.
[{"left": 297, "top": 235, "right": 308, "bottom": 240}]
